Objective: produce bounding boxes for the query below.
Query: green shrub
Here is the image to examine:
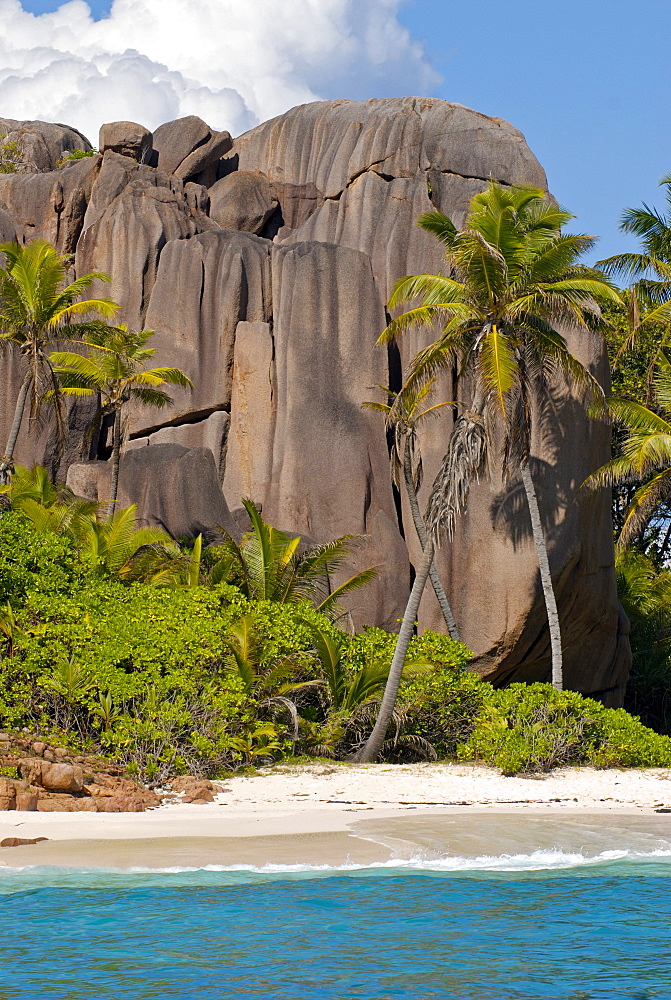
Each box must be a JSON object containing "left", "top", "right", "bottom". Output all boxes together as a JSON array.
[
  {"left": 0, "top": 137, "right": 21, "bottom": 173},
  {"left": 56, "top": 148, "right": 97, "bottom": 167},
  {"left": 458, "top": 683, "right": 671, "bottom": 772},
  {"left": 2, "top": 511, "right": 670, "bottom": 777},
  {"left": 0, "top": 513, "right": 79, "bottom": 603}
]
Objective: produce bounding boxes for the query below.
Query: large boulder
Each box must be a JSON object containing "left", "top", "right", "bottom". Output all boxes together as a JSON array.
[
  {"left": 152, "top": 116, "right": 232, "bottom": 180},
  {"left": 208, "top": 170, "right": 278, "bottom": 234},
  {"left": 67, "top": 444, "right": 240, "bottom": 542},
  {"left": 99, "top": 121, "right": 153, "bottom": 163},
  {"left": 220, "top": 97, "right": 627, "bottom": 699},
  {"left": 0, "top": 117, "right": 92, "bottom": 173}
]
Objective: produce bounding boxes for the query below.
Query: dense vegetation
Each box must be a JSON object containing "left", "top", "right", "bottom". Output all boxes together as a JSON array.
[{"left": 0, "top": 507, "right": 669, "bottom": 779}]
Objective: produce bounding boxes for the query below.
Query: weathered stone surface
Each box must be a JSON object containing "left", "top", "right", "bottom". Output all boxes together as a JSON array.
[
  {"left": 41, "top": 762, "right": 84, "bottom": 793},
  {"left": 126, "top": 410, "right": 230, "bottom": 483},
  {"left": 1, "top": 836, "right": 47, "bottom": 846},
  {"left": 67, "top": 444, "right": 240, "bottom": 542},
  {"left": 208, "top": 170, "right": 278, "bottom": 234},
  {"left": 0, "top": 206, "right": 16, "bottom": 242},
  {"left": 223, "top": 321, "right": 274, "bottom": 505},
  {"left": 99, "top": 121, "right": 153, "bottom": 163},
  {"left": 152, "top": 115, "right": 211, "bottom": 175},
  {"left": 229, "top": 98, "right": 547, "bottom": 301},
  {"left": 76, "top": 155, "right": 199, "bottom": 329},
  {"left": 17, "top": 758, "right": 45, "bottom": 786},
  {"left": 0, "top": 154, "right": 99, "bottom": 250},
  {"left": 15, "top": 791, "right": 39, "bottom": 811},
  {"left": 36, "top": 794, "right": 95, "bottom": 812},
  {"left": 262, "top": 240, "right": 410, "bottom": 629},
  {"left": 0, "top": 117, "right": 91, "bottom": 173},
  {"left": 141, "top": 230, "right": 272, "bottom": 427}
]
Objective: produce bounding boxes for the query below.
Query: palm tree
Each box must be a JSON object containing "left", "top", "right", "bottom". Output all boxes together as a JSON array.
[
  {"left": 598, "top": 174, "right": 671, "bottom": 360},
  {"left": 0, "top": 463, "right": 176, "bottom": 580},
  {"left": 210, "top": 498, "right": 377, "bottom": 618},
  {"left": 364, "top": 380, "right": 459, "bottom": 639},
  {"left": 0, "top": 462, "right": 98, "bottom": 537},
  {"left": 357, "top": 183, "right": 621, "bottom": 762},
  {"left": 50, "top": 325, "right": 192, "bottom": 518},
  {"left": 307, "top": 621, "right": 391, "bottom": 714},
  {"left": 0, "top": 239, "right": 118, "bottom": 483},
  {"left": 584, "top": 350, "right": 671, "bottom": 549},
  {"left": 76, "top": 505, "right": 177, "bottom": 580}
]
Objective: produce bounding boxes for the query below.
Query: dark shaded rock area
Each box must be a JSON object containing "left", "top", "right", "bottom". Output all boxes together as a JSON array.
[
  {"left": 0, "top": 97, "right": 631, "bottom": 701},
  {"left": 0, "top": 732, "right": 225, "bottom": 811}
]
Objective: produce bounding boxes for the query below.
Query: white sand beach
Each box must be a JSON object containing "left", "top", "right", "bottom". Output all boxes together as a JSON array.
[{"left": 1, "top": 763, "right": 671, "bottom": 868}]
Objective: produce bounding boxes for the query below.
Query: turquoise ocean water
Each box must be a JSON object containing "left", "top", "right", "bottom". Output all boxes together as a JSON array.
[{"left": 1, "top": 850, "right": 671, "bottom": 999}]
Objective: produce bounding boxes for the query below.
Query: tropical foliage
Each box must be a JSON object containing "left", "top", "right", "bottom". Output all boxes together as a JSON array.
[
  {"left": 50, "top": 325, "right": 192, "bottom": 516},
  {"left": 586, "top": 352, "right": 671, "bottom": 549},
  {"left": 598, "top": 173, "right": 671, "bottom": 359},
  {"left": 358, "top": 182, "right": 621, "bottom": 762},
  {"left": 206, "top": 498, "right": 377, "bottom": 621},
  {"left": 0, "top": 239, "right": 118, "bottom": 482},
  {"left": 0, "top": 495, "right": 670, "bottom": 777}
]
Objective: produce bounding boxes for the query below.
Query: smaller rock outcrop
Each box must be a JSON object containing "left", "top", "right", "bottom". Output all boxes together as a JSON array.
[
  {"left": 167, "top": 776, "right": 226, "bottom": 804},
  {"left": 0, "top": 733, "right": 162, "bottom": 812},
  {"left": 99, "top": 121, "right": 153, "bottom": 163},
  {"left": 67, "top": 444, "right": 241, "bottom": 542},
  {"left": 152, "top": 115, "right": 232, "bottom": 180},
  {"left": 0, "top": 117, "right": 91, "bottom": 172}
]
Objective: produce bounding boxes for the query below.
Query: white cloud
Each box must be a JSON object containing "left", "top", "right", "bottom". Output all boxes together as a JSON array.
[{"left": 0, "top": 0, "right": 440, "bottom": 144}]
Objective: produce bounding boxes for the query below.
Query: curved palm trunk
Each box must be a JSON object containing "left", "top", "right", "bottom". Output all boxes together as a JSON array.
[
  {"left": 520, "top": 460, "right": 563, "bottom": 690},
  {"left": 0, "top": 375, "right": 30, "bottom": 485},
  {"left": 403, "top": 438, "right": 459, "bottom": 641},
  {"left": 108, "top": 407, "right": 122, "bottom": 520},
  {"left": 356, "top": 540, "right": 435, "bottom": 763}
]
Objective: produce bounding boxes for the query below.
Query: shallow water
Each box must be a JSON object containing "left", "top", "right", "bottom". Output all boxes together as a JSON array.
[{"left": 2, "top": 851, "right": 671, "bottom": 999}]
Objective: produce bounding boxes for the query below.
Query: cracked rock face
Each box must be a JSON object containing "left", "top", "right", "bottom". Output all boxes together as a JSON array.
[{"left": 0, "top": 99, "right": 630, "bottom": 700}]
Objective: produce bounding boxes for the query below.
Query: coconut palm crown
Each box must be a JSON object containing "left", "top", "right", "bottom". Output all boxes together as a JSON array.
[
  {"left": 50, "top": 324, "right": 193, "bottom": 518},
  {"left": 597, "top": 173, "right": 671, "bottom": 354},
  {"left": 0, "top": 239, "right": 118, "bottom": 483},
  {"left": 585, "top": 350, "right": 671, "bottom": 549}
]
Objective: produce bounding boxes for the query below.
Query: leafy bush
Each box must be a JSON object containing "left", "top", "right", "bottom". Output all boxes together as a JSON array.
[
  {"left": 56, "top": 149, "right": 97, "bottom": 167},
  {"left": 0, "top": 137, "right": 21, "bottom": 173},
  {"left": 459, "top": 683, "right": 671, "bottom": 773},
  {"left": 0, "top": 512, "right": 79, "bottom": 603}
]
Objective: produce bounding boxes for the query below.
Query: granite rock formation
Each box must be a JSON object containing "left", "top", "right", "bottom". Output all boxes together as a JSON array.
[
  {"left": 0, "top": 99, "right": 631, "bottom": 700},
  {"left": 0, "top": 117, "right": 91, "bottom": 173},
  {"left": 0, "top": 731, "right": 225, "bottom": 812}
]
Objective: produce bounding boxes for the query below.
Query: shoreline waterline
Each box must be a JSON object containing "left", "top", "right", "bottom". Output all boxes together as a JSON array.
[{"left": 2, "top": 807, "right": 671, "bottom": 870}]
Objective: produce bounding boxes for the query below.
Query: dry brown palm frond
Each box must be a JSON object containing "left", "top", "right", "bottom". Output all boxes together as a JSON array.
[
  {"left": 425, "top": 409, "right": 488, "bottom": 544},
  {"left": 381, "top": 734, "right": 438, "bottom": 762}
]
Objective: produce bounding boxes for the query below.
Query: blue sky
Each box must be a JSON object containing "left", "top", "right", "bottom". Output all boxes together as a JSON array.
[{"left": 15, "top": 0, "right": 671, "bottom": 263}]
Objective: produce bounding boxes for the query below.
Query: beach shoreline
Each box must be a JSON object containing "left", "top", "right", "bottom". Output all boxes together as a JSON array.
[{"left": 2, "top": 763, "right": 671, "bottom": 868}]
